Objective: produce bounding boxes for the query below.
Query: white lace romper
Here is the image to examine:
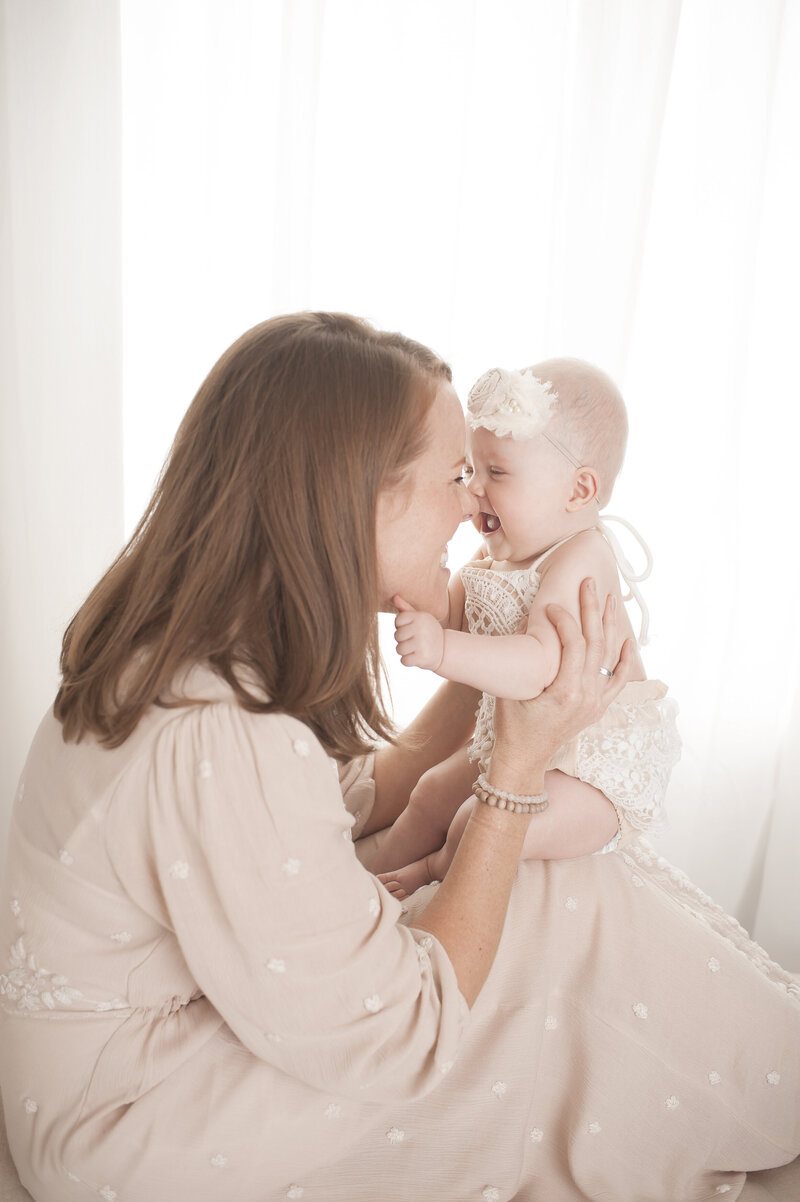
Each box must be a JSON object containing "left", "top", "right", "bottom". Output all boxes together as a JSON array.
[{"left": 462, "top": 527, "right": 682, "bottom": 845}]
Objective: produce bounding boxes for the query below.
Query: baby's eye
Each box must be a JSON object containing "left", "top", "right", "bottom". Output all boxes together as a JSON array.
[
  {"left": 489, "top": 467, "right": 505, "bottom": 477},
  {"left": 460, "top": 464, "right": 474, "bottom": 480}
]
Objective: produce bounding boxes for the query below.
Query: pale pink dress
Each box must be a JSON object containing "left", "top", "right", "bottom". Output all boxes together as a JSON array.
[{"left": 0, "top": 664, "right": 798, "bottom": 1201}]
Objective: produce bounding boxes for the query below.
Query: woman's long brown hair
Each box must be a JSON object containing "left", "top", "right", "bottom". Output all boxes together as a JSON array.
[{"left": 54, "top": 312, "right": 451, "bottom": 759}]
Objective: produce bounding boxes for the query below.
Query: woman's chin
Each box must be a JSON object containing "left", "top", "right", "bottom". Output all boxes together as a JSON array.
[{"left": 414, "top": 577, "right": 450, "bottom": 622}]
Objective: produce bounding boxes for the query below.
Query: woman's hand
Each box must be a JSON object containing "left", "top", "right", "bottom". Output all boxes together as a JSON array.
[{"left": 489, "top": 578, "right": 633, "bottom": 791}]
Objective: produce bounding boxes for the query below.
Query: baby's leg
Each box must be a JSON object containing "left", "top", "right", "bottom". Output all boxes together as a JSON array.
[
  {"left": 379, "top": 771, "right": 620, "bottom": 897},
  {"left": 379, "top": 797, "right": 475, "bottom": 899},
  {"left": 369, "top": 746, "right": 475, "bottom": 874},
  {"left": 519, "top": 771, "right": 620, "bottom": 860}
]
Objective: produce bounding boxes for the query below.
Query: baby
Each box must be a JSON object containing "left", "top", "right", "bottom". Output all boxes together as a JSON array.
[{"left": 373, "top": 358, "right": 681, "bottom": 897}]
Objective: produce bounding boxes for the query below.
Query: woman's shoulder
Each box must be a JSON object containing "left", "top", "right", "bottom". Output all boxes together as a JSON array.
[{"left": 106, "top": 666, "right": 335, "bottom": 809}]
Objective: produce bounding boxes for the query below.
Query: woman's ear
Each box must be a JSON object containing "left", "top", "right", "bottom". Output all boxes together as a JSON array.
[{"left": 567, "top": 467, "right": 600, "bottom": 511}]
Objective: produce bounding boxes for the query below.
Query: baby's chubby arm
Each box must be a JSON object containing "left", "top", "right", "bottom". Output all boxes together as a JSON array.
[{"left": 394, "top": 532, "right": 621, "bottom": 699}]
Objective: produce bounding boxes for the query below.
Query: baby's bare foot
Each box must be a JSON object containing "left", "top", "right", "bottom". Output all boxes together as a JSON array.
[{"left": 377, "top": 856, "right": 435, "bottom": 900}]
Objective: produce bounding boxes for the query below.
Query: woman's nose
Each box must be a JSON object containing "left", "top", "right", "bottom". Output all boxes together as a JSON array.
[{"left": 459, "top": 485, "right": 478, "bottom": 522}]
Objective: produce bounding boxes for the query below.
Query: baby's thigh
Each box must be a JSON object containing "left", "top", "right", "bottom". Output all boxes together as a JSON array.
[{"left": 520, "top": 771, "right": 619, "bottom": 861}]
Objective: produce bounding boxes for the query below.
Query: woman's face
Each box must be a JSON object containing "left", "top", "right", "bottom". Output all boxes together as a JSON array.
[{"left": 376, "top": 381, "right": 475, "bottom": 620}]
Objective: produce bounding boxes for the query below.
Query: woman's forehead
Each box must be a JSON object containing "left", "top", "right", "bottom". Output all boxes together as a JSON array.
[{"left": 427, "top": 382, "right": 467, "bottom": 456}]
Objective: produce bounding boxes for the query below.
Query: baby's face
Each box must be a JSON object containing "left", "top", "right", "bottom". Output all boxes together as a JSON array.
[{"left": 466, "top": 427, "right": 575, "bottom": 566}]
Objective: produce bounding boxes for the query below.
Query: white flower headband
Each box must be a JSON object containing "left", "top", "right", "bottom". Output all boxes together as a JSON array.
[{"left": 466, "top": 366, "right": 582, "bottom": 467}]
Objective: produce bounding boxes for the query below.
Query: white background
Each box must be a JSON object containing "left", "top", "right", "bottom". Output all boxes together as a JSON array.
[{"left": 2, "top": 0, "right": 799, "bottom": 966}]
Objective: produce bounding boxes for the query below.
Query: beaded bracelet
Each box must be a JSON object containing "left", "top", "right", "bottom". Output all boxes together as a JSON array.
[{"left": 473, "top": 773, "right": 549, "bottom": 815}]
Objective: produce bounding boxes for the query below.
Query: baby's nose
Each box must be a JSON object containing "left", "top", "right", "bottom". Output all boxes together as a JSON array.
[{"left": 467, "top": 472, "right": 485, "bottom": 498}]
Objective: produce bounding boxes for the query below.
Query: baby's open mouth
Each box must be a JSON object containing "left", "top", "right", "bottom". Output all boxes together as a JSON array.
[{"left": 480, "top": 513, "right": 501, "bottom": 535}]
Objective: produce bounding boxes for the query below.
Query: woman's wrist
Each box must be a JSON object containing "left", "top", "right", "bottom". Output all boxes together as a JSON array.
[
  {"left": 484, "top": 756, "right": 547, "bottom": 798},
  {"left": 473, "top": 774, "right": 548, "bottom": 815}
]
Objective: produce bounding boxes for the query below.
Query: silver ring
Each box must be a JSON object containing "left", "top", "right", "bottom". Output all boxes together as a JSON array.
[{"left": 599, "top": 666, "right": 614, "bottom": 678}]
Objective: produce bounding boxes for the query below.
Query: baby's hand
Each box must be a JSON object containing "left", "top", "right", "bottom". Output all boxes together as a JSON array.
[{"left": 393, "top": 596, "right": 445, "bottom": 671}]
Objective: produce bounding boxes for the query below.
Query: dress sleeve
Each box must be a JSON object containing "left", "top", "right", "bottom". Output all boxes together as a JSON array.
[{"left": 106, "top": 702, "right": 469, "bottom": 1102}]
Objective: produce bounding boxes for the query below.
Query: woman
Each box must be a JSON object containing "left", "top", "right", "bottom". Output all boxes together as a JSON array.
[{"left": 0, "top": 313, "right": 797, "bottom": 1201}]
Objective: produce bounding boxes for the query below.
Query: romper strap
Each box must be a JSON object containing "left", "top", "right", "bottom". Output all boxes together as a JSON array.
[
  {"left": 597, "top": 515, "right": 653, "bottom": 644},
  {"left": 529, "top": 530, "right": 588, "bottom": 573}
]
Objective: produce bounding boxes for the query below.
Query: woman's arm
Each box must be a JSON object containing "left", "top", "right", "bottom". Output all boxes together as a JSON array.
[
  {"left": 365, "top": 679, "right": 481, "bottom": 837},
  {"left": 413, "top": 580, "right": 633, "bottom": 1005}
]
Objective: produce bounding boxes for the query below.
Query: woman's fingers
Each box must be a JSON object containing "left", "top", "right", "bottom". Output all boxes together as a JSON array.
[
  {"left": 598, "top": 591, "right": 619, "bottom": 676},
  {"left": 543, "top": 603, "right": 583, "bottom": 679},
  {"left": 577, "top": 578, "right": 604, "bottom": 676},
  {"left": 602, "top": 637, "right": 634, "bottom": 703}
]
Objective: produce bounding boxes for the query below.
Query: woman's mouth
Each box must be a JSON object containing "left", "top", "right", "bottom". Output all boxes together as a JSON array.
[{"left": 480, "top": 513, "right": 502, "bottom": 535}]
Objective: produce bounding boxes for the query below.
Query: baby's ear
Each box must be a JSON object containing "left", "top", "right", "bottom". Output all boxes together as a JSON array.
[{"left": 567, "top": 467, "right": 600, "bottom": 511}]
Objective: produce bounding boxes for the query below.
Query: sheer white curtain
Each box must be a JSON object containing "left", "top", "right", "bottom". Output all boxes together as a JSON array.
[
  {"left": 3, "top": 0, "right": 798, "bottom": 964},
  {"left": 0, "top": 0, "right": 122, "bottom": 833}
]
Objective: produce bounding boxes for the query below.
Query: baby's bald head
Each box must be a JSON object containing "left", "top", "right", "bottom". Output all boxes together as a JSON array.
[{"left": 528, "top": 357, "right": 628, "bottom": 507}]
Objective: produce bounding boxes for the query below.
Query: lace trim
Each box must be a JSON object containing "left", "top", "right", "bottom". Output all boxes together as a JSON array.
[
  {"left": 462, "top": 560, "right": 681, "bottom": 830},
  {"left": 573, "top": 697, "right": 681, "bottom": 830},
  {"left": 624, "top": 838, "right": 800, "bottom": 1001},
  {"left": 461, "top": 564, "right": 537, "bottom": 637}
]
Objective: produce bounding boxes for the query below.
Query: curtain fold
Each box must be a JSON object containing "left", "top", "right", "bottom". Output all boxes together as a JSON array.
[{"left": 0, "top": 0, "right": 123, "bottom": 842}]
